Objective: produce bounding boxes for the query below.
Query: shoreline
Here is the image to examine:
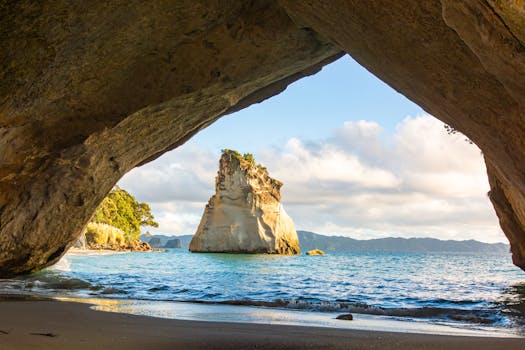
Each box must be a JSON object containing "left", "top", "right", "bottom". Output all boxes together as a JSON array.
[
  {"left": 66, "top": 247, "right": 166, "bottom": 255},
  {"left": 80, "top": 297, "right": 522, "bottom": 338},
  {"left": 0, "top": 298, "right": 524, "bottom": 350},
  {"left": 66, "top": 248, "right": 129, "bottom": 255},
  {"left": 2, "top": 293, "right": 521, "bottom": 338}
]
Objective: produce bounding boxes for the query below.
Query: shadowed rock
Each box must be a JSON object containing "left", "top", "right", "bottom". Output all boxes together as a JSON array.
[
  {"left": 0, "top": 0, "right": 337, "bottom": 276},
  {"left": 336, "top": 314, "right": 354, "bottom": 321}
]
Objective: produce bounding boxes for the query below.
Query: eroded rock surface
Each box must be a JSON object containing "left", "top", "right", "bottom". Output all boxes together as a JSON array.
[
  {"left": 0, "top": 0, "right": 338, "bottom": 276},
  {"left": 2, "top": 1, "right": 525, "bottom": 274},
  {"left": 280, "top": 0, "right": 525, "bottom": 270},
  {"left": 190, "top": 151, "right": 300, "bottom": 254}
]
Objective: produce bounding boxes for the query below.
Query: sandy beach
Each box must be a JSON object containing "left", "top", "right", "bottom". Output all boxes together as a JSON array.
[{"left": 1, "top": 298, "right": 524, "bottom": 350}]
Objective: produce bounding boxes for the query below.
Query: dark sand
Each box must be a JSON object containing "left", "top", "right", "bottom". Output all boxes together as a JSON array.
[{"left": 1, "top": 299, "right": 524, "bottom": 350}]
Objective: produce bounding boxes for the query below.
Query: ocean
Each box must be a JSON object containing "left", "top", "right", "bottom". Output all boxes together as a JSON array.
[{"left": 1, "top": 249, "right": 525, "bottom": 337}]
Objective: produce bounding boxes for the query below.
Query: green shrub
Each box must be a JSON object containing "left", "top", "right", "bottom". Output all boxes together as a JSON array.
[
  {"left": 91, "top": 186, "right": 158, "bottom": 242},
  {"left": 84, "top": 222, "right": 127, "bottom": 249},
  {"left": 221, "top": 149, "right": 261, "bottom": 168}
]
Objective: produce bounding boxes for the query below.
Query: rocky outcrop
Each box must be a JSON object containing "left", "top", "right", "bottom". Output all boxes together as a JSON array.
[
  {"left": 0, "top": 1, "right": 339, "bottom": 276},
  {"left": 306, "top": 249, "right": 326, "bottom": 256},
  {"left": 72, "top": 232, "right": 87, "bottom": 250},
  {"left": 336, "top": 314, "right": 353, "bottom": 321},
  {"left": 2, "top": 1, "right": 525, "bottom": 274},
  {"left": 190, "top": 150, "right": 300, "bottom": 254},
  {"left": 164, "top": 239, "right": 182, "bottom": 249},
  {"left": 148, "top": 237, "right": 162, "bottom": 249}
]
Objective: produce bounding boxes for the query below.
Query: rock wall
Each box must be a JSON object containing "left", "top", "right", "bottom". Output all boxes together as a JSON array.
[
  {"left": 2, "top": 1, "right": 525, "bottom": 274},
  {"left": 190, "top": 151, "right": 300, "bottom": 254},
  {"left": 0, "top": 0, "right": 339, "bottom": 276},
  {"left": 279, "top": 0, "right": 525, "bottom": 270}
]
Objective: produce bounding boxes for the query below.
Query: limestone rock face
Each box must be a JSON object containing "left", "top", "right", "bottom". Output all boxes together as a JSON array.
[
  {"left": 190, "top": 151, "right": 300, "bottom": 254},
  {"left": 0, "top": 0, "right": 339, "bottom": 276},
  {"left": 279, "top": 0, "right": 525, "bottom": 270},
  {"left": 3, "top": 1, "right": 525, "bottom": 274}
]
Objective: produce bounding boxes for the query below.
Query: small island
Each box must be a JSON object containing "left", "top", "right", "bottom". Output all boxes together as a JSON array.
[
  {"left": 190, "top": 149, "right": 301, "bottom": 254},
  {"left": 306, "top": 249, "right": 326, "bottom": 255},
  {"left": 73, "top": 186, "right": 157, "bottom": 252}
]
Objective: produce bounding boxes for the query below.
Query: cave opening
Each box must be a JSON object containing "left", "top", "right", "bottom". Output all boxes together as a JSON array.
[
  {"left": 35, "top": 55, "right": 524, "bottom": 332},
  {"left": 119, "top": 55, "right": 503, "bottom": 245},
  {"left": 3, "top": 1, "right": 525, "bottom": 345}
]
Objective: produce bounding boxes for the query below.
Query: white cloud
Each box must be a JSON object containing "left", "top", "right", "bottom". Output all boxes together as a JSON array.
[
  {"left": 119, "top": 145, "right": 216, "bottom": 204},
  {"left": 119, "top": 115, "right": 504, "bottom": 243},
  {"left": 266, "top": 139, "right": 400, "bottom": 188},
  {"left": 118, "top": 145, "right": 217, "bottom": 234}
]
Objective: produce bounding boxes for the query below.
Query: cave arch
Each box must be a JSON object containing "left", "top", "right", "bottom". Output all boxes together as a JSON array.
[{"left": 1, "top": 1, "right": 524, "bottom": 276}]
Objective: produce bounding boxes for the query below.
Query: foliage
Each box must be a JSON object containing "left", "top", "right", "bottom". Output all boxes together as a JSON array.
[
  {"left": 91, "top": 186, "right": 158, "bottom": 243},
  {"left": 221, "top": 148, "right": 242, "bottom": 159},
  {"left": 84, "top": 222, "right": 126, "bottom": 249},
  {"left": 243, "top": 153, "right": 255, "bottom": 165},
  {"left": 444, "top": 124, "right": 473, "bottom": 144},
  {"left": 221, "top": 149, "right": 259, "bottom": 167}
]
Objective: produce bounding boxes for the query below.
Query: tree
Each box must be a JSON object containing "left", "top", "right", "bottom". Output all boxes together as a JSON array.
[
  {"left": 91, "top": 186, "right": 158, "bottom": 243},
  {"left": 243, "top": 153, "right": 255, "bottom": 166}
]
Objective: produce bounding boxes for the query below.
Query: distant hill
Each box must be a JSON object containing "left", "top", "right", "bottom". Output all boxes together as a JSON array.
[
  {"left": 139, "top": 234, "right": 193, "bottom": 249},
  {"left": 297, "top": 231, "right": 510, "bottom": 254},
  {"left": 141, "top": 231, "right": 510, "bottom": 254}
]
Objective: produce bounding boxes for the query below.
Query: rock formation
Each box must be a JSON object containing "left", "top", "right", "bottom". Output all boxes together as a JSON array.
[
  {"left": 72, "top": 232, "right": 87, "bottom": 250},
  {"left": 0, "top": 1, "right": 338, "bottom": 276},
  {"left": 336, "top": 314, "right": 354, "bottom": 321},
  {"left": 164, "top": 239, "right": 182, "bottom": 249},
  {"left": 2, "top": 1, "right": 525, "bottom": 274},
  {"left": 190, "top": 150, "right": 300, "bottom": 254},
  {"left": 148, "top": 237, "right": 162, "bottom": 249},
  {"left": 306, "top": 249, "right": 326, "bottom": 256}
]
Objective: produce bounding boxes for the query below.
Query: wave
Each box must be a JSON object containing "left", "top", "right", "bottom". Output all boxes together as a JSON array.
[
  {"left": 49, "top": 256, "right": 71, "bottom": 272},
  {"left": 2, "top": 272, "right": 524, "bottom": 328},
  {"left": 0, "top": 272, "right": 123, "bottom": 296},
  {"left": 204, "top": 298, "right": 506, "bottom": 325}
]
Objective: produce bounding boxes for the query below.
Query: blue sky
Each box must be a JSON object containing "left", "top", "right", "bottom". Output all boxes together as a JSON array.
[
  {"left": 121, "top": 55, "right": 503, "bottom": 242},
  {"left": 191, "top": 55, "right": 425, "bottom": 151}
]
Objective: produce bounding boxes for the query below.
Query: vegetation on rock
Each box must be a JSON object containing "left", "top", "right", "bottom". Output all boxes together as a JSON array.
[
  {"left": 190, "top": 149, "right": 300, "bottom": 254},
  {"left": 84, "top": 222, "right": 126, "bottom": 249},
  {"left": 444, "top": 124, "right": 473, "bottom": 145},
  {"left": 221, "top": 149, "right": 258, "bottom": 168},
  {"left": 91, "top": 186, "right": 158, "bottom": 243},
  {"left": 82, "top": 187, "right": 158, "bottom": 250}
]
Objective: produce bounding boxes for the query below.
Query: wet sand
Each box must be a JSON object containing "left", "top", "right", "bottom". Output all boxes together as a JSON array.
[{"left": 1, "top": 298, "right": 524, "bottom": 350}]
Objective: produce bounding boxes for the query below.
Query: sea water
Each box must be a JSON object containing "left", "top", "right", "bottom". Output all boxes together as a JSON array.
[{"left": 1, "top": 249, "right": 524, "bottom": 336}]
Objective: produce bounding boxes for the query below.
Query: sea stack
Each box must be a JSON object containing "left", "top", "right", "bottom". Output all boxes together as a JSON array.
[{"left": 189, "top": 150, "right": 300, "bottom": 255}]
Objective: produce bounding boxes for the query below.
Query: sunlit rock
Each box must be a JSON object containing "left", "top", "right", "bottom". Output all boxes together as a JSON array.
[
  {"left": 306, "top": 249, "right": 326, "bottom": 256},
  {"left": 190, "top": 150, "right": 300, "bottom": 255}
]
